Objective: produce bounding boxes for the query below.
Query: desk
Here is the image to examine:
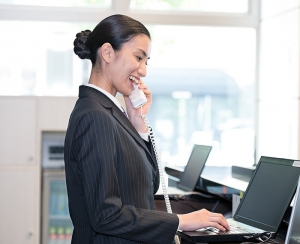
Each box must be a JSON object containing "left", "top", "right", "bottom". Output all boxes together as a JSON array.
[
  {"left": 156, "top": 166, "right": 240, "bottom": 217},
  {"left": 179, "top": 235, "right": 285, "bottom": 244},
  {"left": 163, "top": 165, "right": 249, "bottom": 195},
  {"left": 157, "top": 165, "right": 249, "bottom": 218},
  {"left": 162, "top": 165, "right": 289, "bottom": 244},
  {"left": 201, "top": 166, "right": 248, "bottom": 192}
]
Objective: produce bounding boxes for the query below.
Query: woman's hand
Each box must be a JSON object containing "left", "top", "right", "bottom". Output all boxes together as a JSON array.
[
  {"left": 177, "top": 209, "right": 230, "bottom": 232},
  {"left": 123, "top": 80, "right": 152, "bottom": 133}
]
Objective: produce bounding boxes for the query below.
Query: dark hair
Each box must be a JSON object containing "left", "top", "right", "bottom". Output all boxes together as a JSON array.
[{"left": 73, "top": 14, "right": 151, "bottom": 65}]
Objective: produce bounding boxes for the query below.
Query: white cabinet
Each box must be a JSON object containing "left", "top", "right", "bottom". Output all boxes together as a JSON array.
[
  {"left": 0, "top": 97, "right": 36, "bottom": 166},
  {"left": 38, "top": 97, "right": 76, "bottom": 132},
  {"left": 0, "top": 169, "right": 37, "bottom": 244},
  {"left": 0, "top": 97, "right": 38, "bottom": 243},
  {"left": 0, "top": 96, "right": 77, "bottom": 244}
]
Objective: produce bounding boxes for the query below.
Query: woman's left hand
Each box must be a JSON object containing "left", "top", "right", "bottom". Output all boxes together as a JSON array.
[{"left": 123, "top": 80, "right": 152, "bottom": 133}]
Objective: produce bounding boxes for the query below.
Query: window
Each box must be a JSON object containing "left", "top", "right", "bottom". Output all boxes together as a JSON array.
[
  {"left": 0, "top": 1, "right": 258, "bottom": 168},
  {"left": 130, "top": 0, "right": 248, "bottom": 13},
  {"left": 0, "top": 21, "right": 93, "bottom": 96},
  {"left": 0, "top": 0, "right": 111, "bottom": 7},
  {"left": 145, "top": 25, "right": 256, "bottom": 167}
]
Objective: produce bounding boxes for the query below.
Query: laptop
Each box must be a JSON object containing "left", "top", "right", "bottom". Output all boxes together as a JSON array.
[
  {"left": 177, "top": 156, "right": 300, "bottom": 243},
  {"left": 285, "top": 175, "right": 300, "bottom": 244},
  {"left": 176, "top": 144, "right": 212, "bottom": 192},
  {"left": 158, "top": 144, "right": 212, "bottom": 196}
]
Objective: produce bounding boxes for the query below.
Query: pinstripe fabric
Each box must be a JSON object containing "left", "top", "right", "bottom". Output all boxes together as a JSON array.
[{"left": 64, "top": 85, "right": 179, "bottom": 244}]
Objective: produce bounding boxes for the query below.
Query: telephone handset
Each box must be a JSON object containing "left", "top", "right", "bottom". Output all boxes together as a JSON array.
[
  {"left": 129, "top": 84, "right": 147, "bottom": 109},
  {"left": 129, "top": 85, "right": 181, "bottom": 244}
]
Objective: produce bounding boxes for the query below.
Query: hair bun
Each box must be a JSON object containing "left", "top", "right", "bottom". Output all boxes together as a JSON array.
[{"left": 73, "top": 30, "right": 92, "bottom": 59}]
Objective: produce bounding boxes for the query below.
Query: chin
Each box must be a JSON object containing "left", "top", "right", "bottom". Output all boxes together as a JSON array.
[
  {"left": 125, "top": 91, "right": 132, "bottom": 96},
  {"left": 126, "top": 86, "right": 134, "bottom": 96},
  {"left": 120, "top": 90, "right": 132, "bottom": 97}
]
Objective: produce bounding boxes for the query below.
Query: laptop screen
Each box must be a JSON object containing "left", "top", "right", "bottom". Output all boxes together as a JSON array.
[
  {"left": 234, "top": 157, "right": 300, "bottom": 233},
  {"left": 176, "top": 145, "right": 212, "bottom": 192}
]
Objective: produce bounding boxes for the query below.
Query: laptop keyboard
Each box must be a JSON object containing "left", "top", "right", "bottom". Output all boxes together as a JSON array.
[{"left": 206, "top": 222, "right": 254, "bottom": 234}]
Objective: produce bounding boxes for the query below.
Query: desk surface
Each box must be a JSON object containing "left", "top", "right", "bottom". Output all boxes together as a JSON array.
[{"left": 201, "top": 166, "right": 248, "bottom": 192}]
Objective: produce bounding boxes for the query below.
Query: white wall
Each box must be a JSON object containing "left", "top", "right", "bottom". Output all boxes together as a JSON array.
[{"left": 257, "top": 0, "right": 300, "bottom": 160}]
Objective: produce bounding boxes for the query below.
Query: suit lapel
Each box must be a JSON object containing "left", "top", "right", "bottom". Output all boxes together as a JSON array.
[{"left": 79, "top": 85, "right": 155, "bottom": 164}]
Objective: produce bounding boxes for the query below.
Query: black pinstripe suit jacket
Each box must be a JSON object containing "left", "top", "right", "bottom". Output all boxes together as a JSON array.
[{"left": 64, "top": 85, "right": 179, "bottom": 244}]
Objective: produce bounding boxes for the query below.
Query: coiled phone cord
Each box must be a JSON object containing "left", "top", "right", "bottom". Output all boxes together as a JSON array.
[{"left": 141, "top": 108, "right": 181, "bottom": 244}]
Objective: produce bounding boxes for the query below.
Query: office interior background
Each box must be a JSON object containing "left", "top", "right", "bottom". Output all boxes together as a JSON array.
[{"left": 0, "top": 0, "right": 299, "bottom": 243}]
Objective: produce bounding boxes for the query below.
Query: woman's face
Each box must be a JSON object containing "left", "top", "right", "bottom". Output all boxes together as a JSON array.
[{"left": 108, "top": 34, "right": 151, "bottom": 96}]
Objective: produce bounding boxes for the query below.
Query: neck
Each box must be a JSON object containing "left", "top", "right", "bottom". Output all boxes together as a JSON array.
[{"left": 88, "top": 69, "right": 117, "bottom": 96}]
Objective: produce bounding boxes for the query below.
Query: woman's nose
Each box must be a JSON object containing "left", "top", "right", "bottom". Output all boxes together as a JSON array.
[{"left": 138, "top": 63, "right": 147, "bottom": 77}]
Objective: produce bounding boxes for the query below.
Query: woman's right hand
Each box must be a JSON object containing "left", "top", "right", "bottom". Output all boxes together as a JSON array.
[
  {"left": 123, "top": 79, "right": 152, "bottom": 133},
  {"left": 177, "top": 209, "right": 230, "bottom": 232}
]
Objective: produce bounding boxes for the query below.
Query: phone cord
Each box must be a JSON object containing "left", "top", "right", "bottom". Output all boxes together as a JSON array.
[{"left": 141, "top": 110, "right": 181, "bottom": 244}]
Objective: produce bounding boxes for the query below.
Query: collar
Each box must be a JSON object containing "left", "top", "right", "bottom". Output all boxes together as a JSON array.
[{"left": 84, "top": 83, "right": 124, "bottom": 112}]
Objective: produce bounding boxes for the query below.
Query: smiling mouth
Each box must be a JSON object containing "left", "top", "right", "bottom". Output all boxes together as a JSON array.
[{"left": 129, "top": 75, "right": 139, "bottom": 84}]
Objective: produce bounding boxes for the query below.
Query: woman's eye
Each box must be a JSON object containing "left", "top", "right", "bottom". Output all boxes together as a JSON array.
[{"left": 136, "top": 56, "right": 142, "bottom": 61}]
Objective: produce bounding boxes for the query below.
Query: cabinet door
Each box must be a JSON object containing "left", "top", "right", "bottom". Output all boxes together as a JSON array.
[
  {"left": 0, "top": 169, "right": 36, "bottom": 244},
  {"left": 0, "top": 97, "right": 36, "bottom": 166}
]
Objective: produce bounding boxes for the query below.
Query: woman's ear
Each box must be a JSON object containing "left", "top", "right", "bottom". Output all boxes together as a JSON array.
[{"left": 100, "top": 43, "right": 114, "bottom": 63}]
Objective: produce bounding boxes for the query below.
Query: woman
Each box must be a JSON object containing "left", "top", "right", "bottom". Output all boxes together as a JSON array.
[{"left": 64, "top": 14, "right": 229, "bottom": 244}]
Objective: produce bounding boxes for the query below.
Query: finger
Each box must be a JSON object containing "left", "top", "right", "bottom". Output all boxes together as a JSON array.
[
  {"left": 216, "top": 221, "right": 230, "bottom": 231},
  {"left": 137, "top": 79, "right": 144, "bottom": 85},
  {"left": 137, "top": 80, "right": 147, "bottom": 89},
  {"left": 139, "top": 83, "right": 147, "bottom": 90},
  {"left": 208, "top": 215, "right": 230, "bottom": 231},
  {"left": 143, "top": 88, "right": 151, "bottom": 96},
  {"left": 214, "top": 219, "right": 230, "bottom": 231},
  {"left": 216, "top": 223, "right": 227, "bottom": 232},
  {"left": 141, "top": 85, "right": 148, "bottom": 91},
  {"left": 207, "top": 221, "right": 227, "bottom": 232}
]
